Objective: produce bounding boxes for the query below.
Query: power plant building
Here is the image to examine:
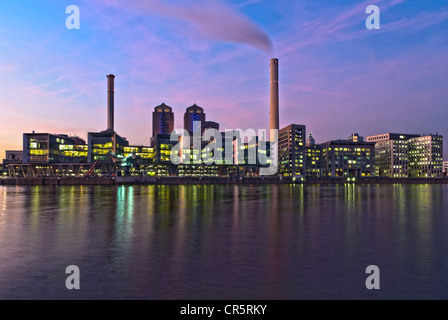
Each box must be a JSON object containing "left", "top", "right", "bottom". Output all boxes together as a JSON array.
[
  {"left": 4, "top": 61, "right": 445, "bottom": 180},
  {"left": 87, "top": 74, "right": 129, "bottom": 163}
]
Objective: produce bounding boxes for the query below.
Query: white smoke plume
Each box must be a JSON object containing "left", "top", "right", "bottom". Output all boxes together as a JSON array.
[{"left": 97, "top": 0, "right": 273, "bottom": 53}]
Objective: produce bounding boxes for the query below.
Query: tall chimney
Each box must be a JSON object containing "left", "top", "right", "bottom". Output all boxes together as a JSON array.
[
  {"left": 270, "top": 58, "right": 279, "bottom": 138},
  {"left": 107, "top": 74, "right": 115, "bottom": 131}
]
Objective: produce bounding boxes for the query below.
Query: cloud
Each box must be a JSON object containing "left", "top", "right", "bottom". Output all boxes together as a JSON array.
[
  {"left": 93, "top": 0, "right": 273, "bottom": 53},
  {"left": 277, "top": 0, "right": 426, "bottom": 56}
]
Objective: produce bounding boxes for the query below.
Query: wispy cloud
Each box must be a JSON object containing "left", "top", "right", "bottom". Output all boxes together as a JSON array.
[
  {"left": 277, "top": 0, "right": 445, "bottom": 56},
  {"left": 92, "top": 0, "right": 273, "bottom": 53}
]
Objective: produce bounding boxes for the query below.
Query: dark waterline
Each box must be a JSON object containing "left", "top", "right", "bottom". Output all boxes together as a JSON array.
[{"left": 0, "top": 184, "right": 447, "bottom": 299}]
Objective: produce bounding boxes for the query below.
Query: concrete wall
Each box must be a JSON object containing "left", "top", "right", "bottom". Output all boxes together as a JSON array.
[
  {"left": 0, "top": 177, "right": 116, "bottom": 186},
  {"left": 2, "top": 176, "right": 448, "bottom": 186}
]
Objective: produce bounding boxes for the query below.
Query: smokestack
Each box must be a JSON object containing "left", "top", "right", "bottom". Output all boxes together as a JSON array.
[
  {"left": 270, "top": 58, "right": 279, "bottom": 138},
  {"left": 107, "top": 74, "right": 115, "bottom": 132}
]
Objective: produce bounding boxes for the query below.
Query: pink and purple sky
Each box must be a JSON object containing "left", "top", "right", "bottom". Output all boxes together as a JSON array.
[{"left": 0, "top": 0, "right": 447, "bottom": 159}]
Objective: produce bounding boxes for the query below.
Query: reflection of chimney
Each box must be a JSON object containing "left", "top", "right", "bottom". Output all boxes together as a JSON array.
[
  {"left": 107, "top": 74, "right": 115, "bottom": 131},
  {"left": 270, "top": 58, "right": 279, "bottom": 139}
]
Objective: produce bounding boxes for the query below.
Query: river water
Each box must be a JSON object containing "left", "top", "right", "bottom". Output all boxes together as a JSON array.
[{"left": 0, "top": 184, "right": 447, "bottom": 299}]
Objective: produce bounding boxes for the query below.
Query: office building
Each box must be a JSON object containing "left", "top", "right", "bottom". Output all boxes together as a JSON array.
[
  {"left": 367, "top": 133, "right": 443, "bottom": 177},
  {"left": 184, "top": 104, "right": 206, "bottom": 135},
  {"left": 279, "top": 124, "right": 306, "bottom": 176},
  {"left": 150, "top": 134, "right": 178, "bottom": 164},
  {"left": 23, "top": 133, "right": 87, "bottom": 164},
  {"left": 366, "top": 133, "right": 419, "bottom": 177},
  {"left": 319, "top": 139, "right": 374, "bottom": 177},
  {"left": 152, "top": 103, "right": 174, "bottom": 137},
  {"left": 408, "top": 134, "right": 443, "bottom": 177},
  {"left": 305, "top": 133, "right": 322, "bottom": 177},
  {"left": 87, "top": 130, "right": 128, "bottom": 163}
]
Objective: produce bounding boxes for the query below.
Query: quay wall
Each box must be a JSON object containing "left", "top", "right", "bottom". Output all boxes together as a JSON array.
[{"left": 1, "top": 177, "right": 448, "bottom": 186}]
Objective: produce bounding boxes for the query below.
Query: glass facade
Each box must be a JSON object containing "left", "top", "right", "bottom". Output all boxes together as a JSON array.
[{"left": 24, "top": 133, "right": 87, "bottom": 164}]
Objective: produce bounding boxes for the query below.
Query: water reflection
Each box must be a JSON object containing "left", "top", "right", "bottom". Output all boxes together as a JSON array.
[{"left": 0, "top": 184, "right": 447, "bottom": 299}]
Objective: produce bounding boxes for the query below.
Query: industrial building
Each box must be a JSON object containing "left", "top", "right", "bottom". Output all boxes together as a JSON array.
[
  {"left": 7, "top": 69, "right": 279, "bottom": 178},
  {"left": 270, "top": 58, "right": 279, "bottom": 140},
  {"left": 2, "top": 59, "right": 281, "bottom": 178},
  {"left": 2, "top": 58, "right": 446, "bottom": 180}
]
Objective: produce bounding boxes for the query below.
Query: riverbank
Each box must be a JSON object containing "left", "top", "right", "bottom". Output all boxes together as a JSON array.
[{"left": 1, "top": 176, "right": 448, "bottom": 185}]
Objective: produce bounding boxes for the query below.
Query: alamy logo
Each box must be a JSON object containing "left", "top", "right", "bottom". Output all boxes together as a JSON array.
[
  {"left": 66, "top": 5, "right": 80, "bottom": 30},
  {"left": 365, "top": 265, "right": 380, "bottom": 290},
  {"left": 170, "top": 122, "right": 279, "bottom": 176},
  {"left": 65, "top": 265, "right": 80, "bottom": 290},
  {"left": 365, "top": 5, "right": 380, "bottom": 30}
]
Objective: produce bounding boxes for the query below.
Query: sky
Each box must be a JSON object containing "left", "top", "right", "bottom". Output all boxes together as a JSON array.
[{"left": 0, "top": 0, "right": 447, "bottom": 160}]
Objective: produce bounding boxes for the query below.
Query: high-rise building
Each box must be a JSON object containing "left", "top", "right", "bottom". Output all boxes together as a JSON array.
[
  {"left": 366, "top": 133, "right": 420, "bottom": 177},
  {"left": 152, "top": 103, "right": 174, "bottom": 137},
  {"left": 279, "top": 124, "right": 306, "bottom": 176},
  {"left": 408, "top": 134, "right": 443, "bottom": 177},
  {"left": 443, "top": 161, "right": 448, "bottom": 177},
  {"left": 184, "top": 104, "right": 205, "bottom": 135},
  {"left": 319, "top": 139, "right": 374, "bottom": 177}
]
